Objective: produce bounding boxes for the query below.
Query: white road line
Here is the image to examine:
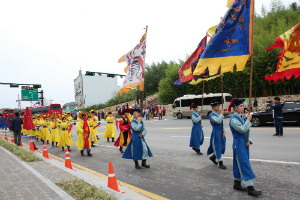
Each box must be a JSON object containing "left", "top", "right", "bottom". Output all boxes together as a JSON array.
[
  {"left": 171, "top": 136, "right": 210, "bottom": 138},
  {"left": 223, "top": 157, "right": 300, "bottom": 165},
  {"left": 97, "top": 145, "right": 118, "bottom": 148}
]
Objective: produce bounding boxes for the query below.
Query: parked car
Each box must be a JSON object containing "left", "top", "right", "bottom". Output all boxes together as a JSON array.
[{"left": 251, "top": 101, "right": 300, "bottom": 127}]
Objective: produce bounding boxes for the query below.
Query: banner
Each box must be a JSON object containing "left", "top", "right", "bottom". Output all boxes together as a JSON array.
[
  {"left": 83, "top": 115, "right": 91, "bottom": 152},
  {"left": 118, "top": 32, "right": 147, "bottom": 96},
  {"left": 265, "top": 22, "right": 300, "bottom": 82},
  {"left": 193, "top": 0, "right": 253, "bottom": 76},
  {"left": 178, "top": 36, "right": 207, "bottom": 83},
  {"left": 190, "top": 67, "right": 222, "bottom": 85}
]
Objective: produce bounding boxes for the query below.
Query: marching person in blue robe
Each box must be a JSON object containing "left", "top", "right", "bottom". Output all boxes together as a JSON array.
[
  {"left": 123, "top": 109, "right": 153, "bottom": 169},
  {"left": 207, "top": 99, "right": 226, "bottom": 169},
  {"left": 0, "top": 117, "right": 3, "bottom": 129},
  {"left": 189, "top": 103, "right": 204, "bottom": 155},
  {"left": 228, "top": 98, "right": 262, "bottom": 197}
]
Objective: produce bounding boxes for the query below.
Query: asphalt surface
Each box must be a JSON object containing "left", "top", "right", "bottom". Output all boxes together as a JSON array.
[{"left": 7, "top": 116, "right": 300, "bottom": 200}]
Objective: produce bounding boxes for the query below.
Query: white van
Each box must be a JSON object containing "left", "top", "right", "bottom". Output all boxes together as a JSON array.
[{"left": 172, "top": 93, "right": 233, "bottom": 119}]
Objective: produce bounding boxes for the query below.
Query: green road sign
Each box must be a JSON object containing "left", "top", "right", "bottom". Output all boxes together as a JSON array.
[{"left": 21, "top": 89, "right": 38, "bottom": 101}]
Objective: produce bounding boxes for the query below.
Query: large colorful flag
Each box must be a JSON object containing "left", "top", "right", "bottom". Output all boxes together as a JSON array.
[
  {"left": 190, "top": 67, "right": 222, "bottom": 85},
  {"left": 177, "top": 36, "right": 207, "bottom": 83},
  {"left": 265, "top": 22, "right": 300, "bottom": 83},
  {"left": 193, "top": 0, "right": 253, "bottom": 76},
  {"left": 118, "top": 32, "right": 147, "bottom": 96},
  {"left": 83, "top": 115, "right": 91, "bottom": 152}
]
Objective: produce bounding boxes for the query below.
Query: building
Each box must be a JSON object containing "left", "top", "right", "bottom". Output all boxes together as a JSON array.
[{"left": 74, "top": 70, "right": 120, "bottom": 108}]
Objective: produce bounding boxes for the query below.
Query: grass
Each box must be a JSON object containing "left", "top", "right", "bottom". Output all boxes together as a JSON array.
[
  {"left": 56, "top": 177, "right": 119, "bottom": 200},
  {"left": 0, "top": 138, "right": 42, "bottom": 162}
]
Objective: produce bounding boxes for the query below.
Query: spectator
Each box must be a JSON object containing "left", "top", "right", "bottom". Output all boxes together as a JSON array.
[
  {"left": 159, "top": 107, "right": 163, "bottom": 120},
  {"left": 97, "top": 112, "right": 101, "bottom": 121},
  {"left": 101, "top": 111, "right": 105, "bottom": 120},
  {"left": 11, "top": 112, "right": 23, "bottom": 146},
  {"left": 145, "top": 107, "right": 150, "bottom": 120},
  {"left": 126, "top": 103, "right": 129, "bottom": 109},
  {"left": 122, "top": 105, "right": 125, "bottom": 110},
  {"left": 267, "top": 97, "right": 283, "bottom": 137},
  {"left": 163, "top": 107, "right": 166, "bottom": 116},
  {"left": 253, "top": 98, "right": 258, "bottom": 111}
]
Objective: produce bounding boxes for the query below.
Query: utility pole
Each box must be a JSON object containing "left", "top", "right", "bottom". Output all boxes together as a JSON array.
[{"left": 39, "top": 90, "right": 44, "bottom": 106}]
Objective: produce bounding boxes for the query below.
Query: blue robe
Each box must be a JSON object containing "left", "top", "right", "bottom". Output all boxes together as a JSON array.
[
  {"left": 189, "top": 112, "right": 204, "bottom": 148},
  {"left": 122, "top": 119, "right": 153, "bottom": 161},
  {"left": 0, "top": 118, "right": 3, "bottom": 129},
  {"left": 207, "top": 112, "right": 226, "bottom": 159},
  {"left": 230, "top": 114, "right": 256, "bottom": 182}
]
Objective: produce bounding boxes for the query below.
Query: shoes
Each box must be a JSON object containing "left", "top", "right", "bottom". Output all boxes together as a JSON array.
[
  {"left": 233, "top": 180, "right": 247, "bottom": 191},
  {"left": 279, "top": 134, "right": 283, "bottom": 137},
  {"left": 192, "top": 147, "right": 197, "bottom": 153},
  {"left": 273, "top": 133, "right": 279, "bottom": 136},
  {"left": 196, "top": 149, "right": 203, "bottom": 155},
  {"left": 247, "top": 186, "right": 262, "bottom": 197},
  {"left": 81, "top": 153, "right": 84, "bottom": 156},
  {"left": 209, "top": 154, "right": 218, "bottom": 165},
  {"left": 135, "top": 161, "right": 142, "bottom": 169},
  {"left": 218, "top": 161, "right": 227, "bottom": 170},
  {"left": 142, "top": 160, "right": 150, "bottom": 168},
  {"left": 62, "top": 147, "right": 64, "bottom": 151},
  {"left": 88, "top": 153, "right": 93, "bottom": 156}
]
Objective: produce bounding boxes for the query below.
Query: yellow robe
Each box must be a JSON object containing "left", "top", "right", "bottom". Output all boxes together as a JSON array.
[
  {"left": 40, "top": 120, "right": 50, "bottom": 140},
  {"left": 92, "top": 115, "right": 98, "bottom": 134},
  {"left": 88, "top": 120, "right": 98, "bottom": 143},
  {"left": 21, "top": 125, "right": 26, "bottom": 135},
  {"left": 57, "top": 122, "right": 73, "bottom": 147},
  {"left": 34, "top": 119, "right": 42, "bottom": 137},
  {"left": 76, "top": 120, "right": 92, "bottom": 150},
  {"left": 128, "top": 114, "right": 134, "bottom": 121},
  {"left": 57, "top": 119, "right": 62, "bottom": 135},
  {"left": 49, "top": 122, "right": 59, "bottom": 142},
  {"left": 103, "top": 116, "right": 116, "bottom": 138}
]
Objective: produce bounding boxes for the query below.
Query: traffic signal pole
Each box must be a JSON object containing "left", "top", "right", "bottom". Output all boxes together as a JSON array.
[{"left": 39, "top": 90, "right": 44, "bottom": 106}]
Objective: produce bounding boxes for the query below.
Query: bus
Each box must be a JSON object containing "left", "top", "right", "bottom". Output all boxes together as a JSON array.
[
  {"left": 2, "top": 109, "right": 15, "bottom": 119},
  {"left": 20, "top": 104, "right": 62, "bottom": 116},
  {"left": 172, "top": 93, "right": 233, "bottom": 119}
]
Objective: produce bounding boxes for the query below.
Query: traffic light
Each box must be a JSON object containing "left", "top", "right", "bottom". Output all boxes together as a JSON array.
[
  {"left": 107, "top": 74, "right": 116, "bottom": 78},
  {"left": 85, "top": 71, "right": 95, "bottom": 76},
  {"left": 143, "top": 93, "right": 146, "bottom": 100},
  {"left": 10, "top": 84, "right": 19, "bottom": 88},
  {"left": 33, "top": 84, "right": 41, "bottom": 89}
]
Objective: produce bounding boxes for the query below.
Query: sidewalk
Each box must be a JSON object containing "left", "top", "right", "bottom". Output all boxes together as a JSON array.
[
  {"left": 0, "top": 130, "right": 153, "bottom": 200},
  {"left": 0, "top": 147, "right": 73, "bottom": 200}
]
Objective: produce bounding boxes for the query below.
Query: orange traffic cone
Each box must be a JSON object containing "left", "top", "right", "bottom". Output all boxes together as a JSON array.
[
  {"left": 29, "top": 138, "right": 36, "bottom": 153},
  {"left": 5, "top": 132, "right": 8, "bottom": 141},
  {"left": 65, "top": 149, "right": 76, "bottom": 171},
  {"left": 11, "top": 134, "right": 15, "bottom": 144},
  {"left": 20, "top": 141, "right": 24, "bottom": 147},
  {"left": 43, "top": 142, "right": 50, "bottom": 159},
  {"left": 107, "top": 161, "right": 124, "bottom": 193}
]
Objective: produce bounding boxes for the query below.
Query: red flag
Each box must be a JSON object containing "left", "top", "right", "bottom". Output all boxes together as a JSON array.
[
  {"left": 23, "top": 107, "right": 35, "bottom": 130},
  {"left": 83, "top": 115, "right": 90, "bottom": 150}
]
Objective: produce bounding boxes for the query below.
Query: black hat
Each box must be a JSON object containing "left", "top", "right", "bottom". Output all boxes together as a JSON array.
[
  {"left": 130, "top": 109, "right": 141, "bottom": 115},
  {"left": 210, "top": 99, "right": 220, "bottom": 106},
  {"left": 228, "top": 98, "right": 245, "bottom": 112},
  {"left": 190, "top": 103, "right": 198, "bottom": 110}
]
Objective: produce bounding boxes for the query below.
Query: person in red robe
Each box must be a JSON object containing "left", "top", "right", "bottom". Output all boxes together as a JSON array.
[{"left": 114, "top": 109, "right": 132, "bottom": 153}]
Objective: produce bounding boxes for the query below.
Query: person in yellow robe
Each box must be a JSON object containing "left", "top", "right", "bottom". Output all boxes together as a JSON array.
[
  {"left": 76, "top": 113, "right": 92, "bottom": 156},
  {"left": 90, "top": 110, "right": 99, "bottom": 140},
  {"left": 127, "top": 106, "right": 134, "bottom": 121},
  {"left": 103, "top": 110, "right": 116, "bottom": 142},
  {"left": 88, "top": 114, "right": 99, "bottom": 147},
  {"left": 50, "top": 115, "right": 59, "bottom": 147},
  {"left": 57, "top": 114, "right": 62, "bottom": 135},
  {"left": 31, "top": 116, "right": 36, "bottom": 136},
  {"left": 34, "top": 115, "right": 42, "bottom": 140},
  {"left": 40, "top": 115, "right": 50, "bottom": 144},
  {"left": 67, "top": 112, "right": 73, "bottom": 122},
  {"left": 57, "top": 115, "right": 73, "bottom": 151}
]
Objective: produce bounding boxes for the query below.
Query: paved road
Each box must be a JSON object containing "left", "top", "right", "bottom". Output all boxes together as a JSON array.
[{"left": 10, "top": 116, "right": 300, "bottom": 200}]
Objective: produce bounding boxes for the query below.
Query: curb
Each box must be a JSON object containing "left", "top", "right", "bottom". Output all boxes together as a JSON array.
[
  {"left": 0, "top": 145, "right": 75, "bottom": 200},
  {"left": 39, "top": 155, "right": 134, "bottom": 200}
]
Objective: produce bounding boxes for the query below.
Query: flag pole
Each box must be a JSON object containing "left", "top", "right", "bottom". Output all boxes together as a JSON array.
[
  {"left": 247, "top": 0, "right": 255, "bottom": 143},
  {"left": 221, "top": 75, "right": 224, "bottom": 108},
  {"left": 201, "top": 81, "right": 205, "bottom": 113},
  {"left": 140, "top": 25, "right": 148, "bottom": 118}
]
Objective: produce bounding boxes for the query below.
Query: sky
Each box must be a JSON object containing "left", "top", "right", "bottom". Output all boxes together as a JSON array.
[{"left": 0, "top": 0, "right": 295, "bottom": 109}]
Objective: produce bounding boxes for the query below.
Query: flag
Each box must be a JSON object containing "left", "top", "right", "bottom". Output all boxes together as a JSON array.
[
  {"left": 119, "top": 32, "right": 147, "bottom": 96},
  {"left": 83, "top": 115, "right": 91, "bottom": 153},
  {"left": 265, "top": 22, "right": 300, "bottom": 83},
  {"left": 190, "top": 67, "right": 222, "bottom": 85},
  {"left": 193, "top": 0, "right": 253, "bottom": 76},
  {"left": 178, "top": 36, "right": 207, "bottom": 83}
]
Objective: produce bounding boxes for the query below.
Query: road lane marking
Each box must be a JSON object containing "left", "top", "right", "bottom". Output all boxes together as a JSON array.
[
  {"left": 97, "top": 145, "right": 118, "bottom": 148},
  {"left": 20, "top": 142, "right": 169, "bottom": 200},
  {"left": 223, "top": 157, "right": 300, "bottom": 165},
  {"left": 171, "top": 136, "right": 210, "bottom": 139}
]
